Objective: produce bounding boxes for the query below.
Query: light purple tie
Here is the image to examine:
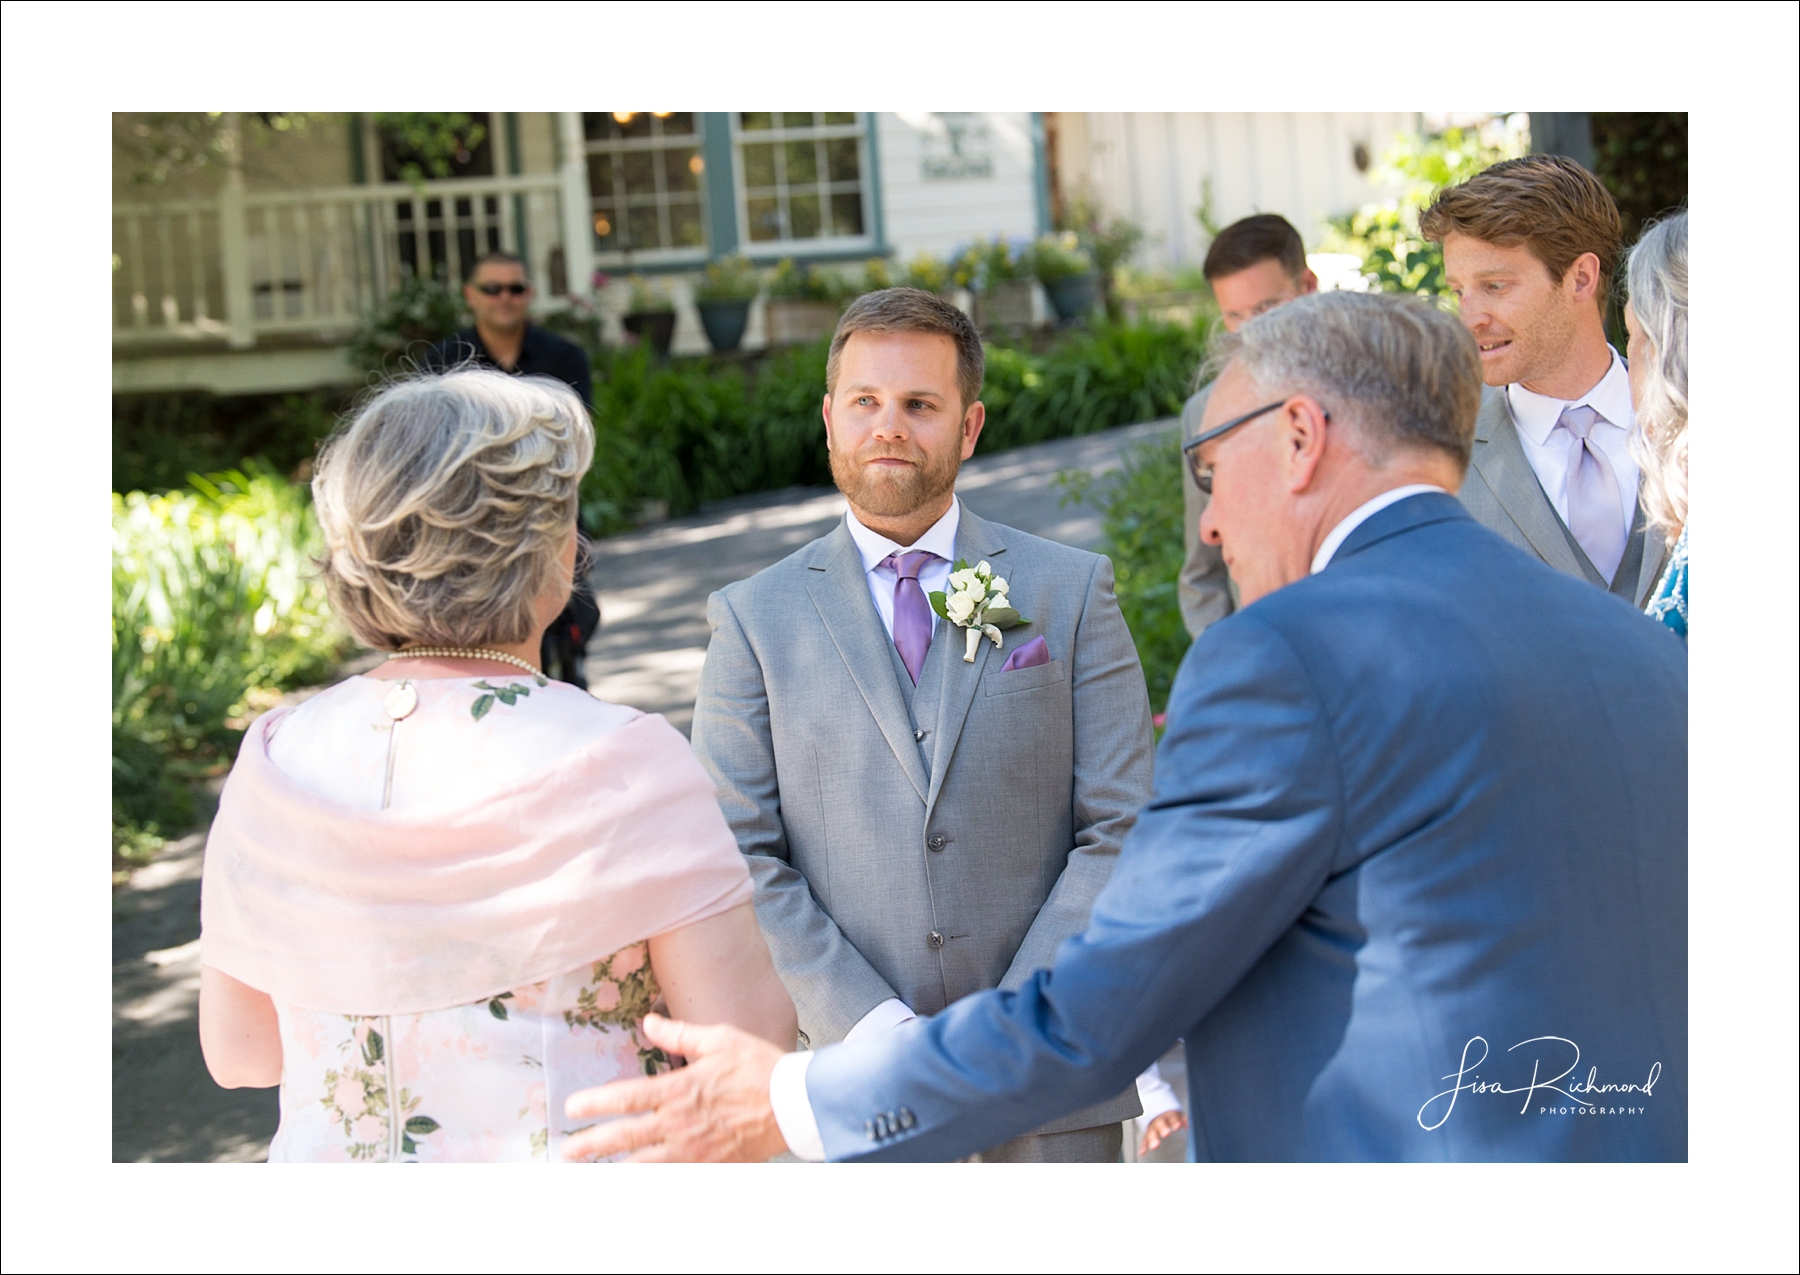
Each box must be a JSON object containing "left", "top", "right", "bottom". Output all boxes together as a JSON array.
[
  {"left": 1557, "top": 404, "right": 1627, "bottom": 583},
  {"left": 880, "top": 551, "right": 939, "bottom": 684}
]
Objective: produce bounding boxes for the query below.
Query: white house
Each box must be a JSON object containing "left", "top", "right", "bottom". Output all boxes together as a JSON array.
[{"left": 112, "top": 111, "right": 1424, "bottom": 396}]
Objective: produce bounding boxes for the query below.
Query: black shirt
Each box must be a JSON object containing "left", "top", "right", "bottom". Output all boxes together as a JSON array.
[{"left": 424, "top": 324, "right": 594, "bottom": 408}]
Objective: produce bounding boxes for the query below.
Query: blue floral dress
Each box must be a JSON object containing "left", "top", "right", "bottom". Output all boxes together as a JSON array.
[{"left": 1645, "top": 526, "right": 1687, "bottom": 640}]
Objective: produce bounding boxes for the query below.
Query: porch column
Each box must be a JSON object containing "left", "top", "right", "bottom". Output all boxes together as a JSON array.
[
  {"left": 218, "top": 113, "right": 255, "bottom": 349},
  {"left": 557, "top": 112, "right": 596, "bottom": 300}
]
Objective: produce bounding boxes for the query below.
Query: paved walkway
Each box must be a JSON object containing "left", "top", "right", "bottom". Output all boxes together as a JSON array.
[{"left": 112, "top": 416, "right": 1187, "bottom": 1162}]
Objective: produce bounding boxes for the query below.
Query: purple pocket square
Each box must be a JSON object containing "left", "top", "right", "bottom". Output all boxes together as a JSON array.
[{"left": 999, "top": 634, "right": 1051, "bottom": 672}]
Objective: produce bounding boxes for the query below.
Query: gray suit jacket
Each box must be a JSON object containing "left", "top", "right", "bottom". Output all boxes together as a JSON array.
[
  {"left": 690, "top": 504, "right": 1153, "bottom": 1134},
  {"left": 1177, "top": 383, "right": 1238, "bottom": 637},
  {"left": 1460, "top": 387, "right": 1668, "bottom": 607}
]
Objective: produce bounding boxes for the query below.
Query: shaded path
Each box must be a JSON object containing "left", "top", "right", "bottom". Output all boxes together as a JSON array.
[{"left": 112, "top": 417, "right": 1183, "bottom": 1161}]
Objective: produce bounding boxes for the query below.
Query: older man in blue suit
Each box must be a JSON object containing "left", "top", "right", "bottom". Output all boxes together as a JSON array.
[{"left": 563, "top": 291, "right": 1688, "bottom": 1163}]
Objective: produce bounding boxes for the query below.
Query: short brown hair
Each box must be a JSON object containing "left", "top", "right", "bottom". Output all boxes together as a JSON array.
[
  {"left": 827, "top": 287, "right": 984, "bottom": 409},
  {"left": 1420, "top": 155, "right": 1622, "bottom": 305},
  {"left": 1203, "top": 213, "right": 1307, "bottom": 281}
]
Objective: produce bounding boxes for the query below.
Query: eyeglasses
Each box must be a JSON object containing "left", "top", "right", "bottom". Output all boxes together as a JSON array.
[
  {"left": 1181, "top": 397, "right": 1329, "bottom": 494},
  {"left": 472, "top": 282, "right": 530, "bottom": 296}
]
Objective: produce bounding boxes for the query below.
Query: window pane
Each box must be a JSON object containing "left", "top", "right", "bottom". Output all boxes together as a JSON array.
[
  {"left": 790, "top": 193, "right": 822, "bottom": 240},
  {"left": 669, "top": 202, "right": 704, "bottom": 248},
  {"left": 582, "top": 112, "right": 611, "bottom": 140},
  {"left": 740, "top": 112, "right": 773, "bottom": 131},
  {"left": 823, "top": 111, "right": 858, "bottom": 125},
  {"left": 586, "top": 153, "right": 613, "bottom": 198},
  {"left": 825, "top": 137, "right": 861, "bottom": 183},
  {"left": 657, "top": 112, "right": 696, "bottom": 137},
  {"left": 622, "top": 150, "right": 657, "bottom": 195},
  {"left": 746, "top": 196, "right": 782, "bottom": 242},
  {"left": 627, "top": 204, "right": 661, "bottom": 249},
  {"left": 663, "top": 148, "right": 700, "bottom": 193},
  {"left": 741, "top": 142, "right": 777, "bottom": 188},
  {"left": 784, "top": 140, "right": 819, "bottom": 185},
  {"left": 593, "top": 211, "right": 619, "bottom": 250},
  {"left": 618, "top": 112, "right": 654, "bottom": 140},
  {"left": 830, "top": 192, "right": 865, "bottom": 237},
  {"left": 781, "top": 112, "right": 816, "bottom": 129}
]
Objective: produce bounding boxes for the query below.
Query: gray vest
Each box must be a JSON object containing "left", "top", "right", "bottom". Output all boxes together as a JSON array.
[
  {"left": 1551, "top": 492, "right": 1650, "bottom": 601},
  {"left": 884, "top": 619, "right": 954, "bottom": 774}
]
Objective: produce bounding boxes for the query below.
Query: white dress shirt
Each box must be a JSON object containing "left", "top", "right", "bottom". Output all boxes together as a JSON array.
[
  {"left": 768, "top": 500, "right": 965, "bottom": 1161},
  {"left": 842, "top": 497, "right": 960, "bottom": 642},
  {"left": 1505, "top": 350, "right": 1639, "bottom": 546},
  {"left": 1310, "top": 485, "right": 1448, "bottom": 574}
]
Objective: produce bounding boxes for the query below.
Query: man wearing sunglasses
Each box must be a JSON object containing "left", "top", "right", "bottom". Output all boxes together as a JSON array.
[
  {"left": 559, "top": 291, "right": 1686, "bottom": 1165},
  {"left": 426, "top": 252, "right": 598, "bottom": 685},
  {"left": 427, "top": 251, "right": 594, "bottom": 409},
  {"left": 1176, "top": 215, "right": 1318, "bottom": 637}
]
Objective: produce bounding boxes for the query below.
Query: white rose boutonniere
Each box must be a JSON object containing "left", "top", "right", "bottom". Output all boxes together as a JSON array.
[{"left": 928, "top": 558, "right": 1031, "bottom": 662}]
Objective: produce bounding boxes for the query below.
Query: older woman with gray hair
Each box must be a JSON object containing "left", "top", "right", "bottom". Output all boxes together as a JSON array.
[
  {"left": 1624, "top": 211, "right": 1688, "bottom": 637},
  {"left": 195, "top": 369, "right": 795, "bottom": 1162}
]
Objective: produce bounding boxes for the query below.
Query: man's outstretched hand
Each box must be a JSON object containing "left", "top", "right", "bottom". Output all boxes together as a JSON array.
[{"left": 561, "top": 1013, "right": 792, "bottom": 1162}]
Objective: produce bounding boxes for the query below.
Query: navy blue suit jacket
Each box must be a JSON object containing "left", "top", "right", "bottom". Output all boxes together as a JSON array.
[{"left": 805, "top": 493, "right": 1687, "bottom": 1161}]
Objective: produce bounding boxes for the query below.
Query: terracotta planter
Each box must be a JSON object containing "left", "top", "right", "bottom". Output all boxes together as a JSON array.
[
  {"left": 765, "top": 298, "right": 839, "bottom": 345},
  {"left": 974, "top": 279, "right": 1034, "bottom": 333},
  {"left": 623, "top": 310, "right": 676, "bottom": 357},
  {"left": 696, "top": 299, "right": 752, "bottom": 353}
]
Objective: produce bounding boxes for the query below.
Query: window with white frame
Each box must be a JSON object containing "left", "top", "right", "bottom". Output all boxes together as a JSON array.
[
  {"left": 735, "top": 113, "right": 870, "bottom": 249},
  {"left": 582, "top": 113, "right": 707, "bottom": 261}
]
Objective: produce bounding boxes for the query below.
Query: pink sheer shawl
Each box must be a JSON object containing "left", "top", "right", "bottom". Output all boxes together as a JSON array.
[{"left": 200, "top": 708, "right": 753, "bottom": 1016}]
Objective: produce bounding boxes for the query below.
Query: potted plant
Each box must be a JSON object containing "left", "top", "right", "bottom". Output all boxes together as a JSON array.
[
  {"left": 904, "top": 252, "right": 952, "bottom": 295},
  {"left": 955, "top": 237, "right": 1034, "bottom": 334},
  {"left": 622, "top": 275, "right": 676, "bottom": 358},
  {"left": 1028, "top": 231, "right": 1099, "bottom": 322},
  {"left": 692, "top": 255, "right": 760, "bottom": 353},
  {"left": 1061, "top": 191, "right": 1144, "bottom": 319},
  {"left": 764, "top": 259, "right": 842, "bottom": 345}
]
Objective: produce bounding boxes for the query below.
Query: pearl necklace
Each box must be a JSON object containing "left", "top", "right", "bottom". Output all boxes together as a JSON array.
[{"left": 386, "top": 646, "right": 547, "bottom": 683}]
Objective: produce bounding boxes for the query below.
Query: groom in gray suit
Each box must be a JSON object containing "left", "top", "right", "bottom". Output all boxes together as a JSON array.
[
  {"left": 1426, "top": 155, "right": 1667, "bottom": 604},
  {"left": 689, "top": 288, "right": 1152, "bottom": 1161}
]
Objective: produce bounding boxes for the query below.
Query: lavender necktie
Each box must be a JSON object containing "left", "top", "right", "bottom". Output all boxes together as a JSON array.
[
  {"left": 1557, "top": 403, "right": 1627, "bottom": 583},
  {"left": 880, "top": 550, "right": 939, "bottom": 684}
]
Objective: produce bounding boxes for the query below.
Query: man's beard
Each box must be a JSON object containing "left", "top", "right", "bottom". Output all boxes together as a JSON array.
[{"left": 829, "top": 439, "right": 961, "bottom": 518}]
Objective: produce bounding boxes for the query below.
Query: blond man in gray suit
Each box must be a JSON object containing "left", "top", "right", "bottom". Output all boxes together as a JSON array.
[
  {"left": 1426, "top": 155, "right": 1667, "bottom": 604},
  {"left": 689, "top": 289, "right": 1151, "bottom": 1161}
]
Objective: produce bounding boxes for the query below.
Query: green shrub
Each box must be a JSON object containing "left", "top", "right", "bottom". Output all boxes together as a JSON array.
[
  {"left": 112, "top": 464, "right": 351, "bottom": 873},
  {"left": 1057, "top": 432, "right": 1190, "bottom": 717},
  {"left": 113, "top": 389, "right": 345, "bottom": 495},
  {"left": 348, "top": 272, "right": 464, "bottom": 375}
]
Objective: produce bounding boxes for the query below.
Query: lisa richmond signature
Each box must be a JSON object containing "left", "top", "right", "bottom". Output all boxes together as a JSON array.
[{"left": 1417, "top": 1036, "right": 1663, "bottom": 1131}]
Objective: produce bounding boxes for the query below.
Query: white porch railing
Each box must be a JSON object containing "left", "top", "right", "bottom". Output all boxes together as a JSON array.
[{"left": 113, "top": 173, "right": 571, "bottom": 348}]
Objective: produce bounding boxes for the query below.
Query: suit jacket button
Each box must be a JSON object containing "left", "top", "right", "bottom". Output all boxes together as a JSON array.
[
  {"left": 865, "top": 1120, "right": 877, "bottom": 1141},
  {"left": 927, "top": 834, "right": 946, "bottom": 851},
  {"left": 914, "top": 728, "right": 926, "bottom": 740},
  {"left": 927, "top": 931, "right": 945, "bottom": 949},
  {"left": 898, "top": 1107, "right": 916, "bottom": 1130}
]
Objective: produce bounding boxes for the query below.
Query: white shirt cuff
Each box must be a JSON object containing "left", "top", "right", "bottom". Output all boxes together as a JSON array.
[
  {"left": 1135, "top": 1063, "right": 1183, "bottom": 1124},
  {"left": 845, "top": 997, "right": 917, "bottom": 1043},
  {"left": 769, "top": 1050, "right": 825, "bottom": 1162}
]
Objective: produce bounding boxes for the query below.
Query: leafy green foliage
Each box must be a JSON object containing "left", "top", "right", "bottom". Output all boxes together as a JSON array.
[
  {"left": 1591, "top": 113, "right": 1687, "bottom": 247},
  {"left": 951, "top": 237, "right": 1031, "bottom": 290},
  {"left": 1321, "top": 120, "right": 1528, "bottom": 298},
  {"left": 112, "top": 464, "right": 351, "bottom": 873},
  {"left": 694, "top": 254, "right": 762, "bottom": 303},
  {"left": 349, "top": 273, "right": 465, "bottom": 375},
  {"left": 370, "top": 112, "right": 488, "bottom": 186},
  {"left": 113, "top": 389, "right": 344, "bottom": 495},
  {"left": 1025, "top": 231, "right": 1095, "bottom": 284},
  {"left": 1058, "top": 433, "right": 1190, "bottom": 716}
]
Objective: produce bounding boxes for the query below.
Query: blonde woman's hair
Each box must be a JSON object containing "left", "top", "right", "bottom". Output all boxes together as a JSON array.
[
  {"left": 1625, "top": 212, "right": 1688, "bottom": 543},
  {"left": 312, "top": 369, "right": 593, "bottom": 650}
]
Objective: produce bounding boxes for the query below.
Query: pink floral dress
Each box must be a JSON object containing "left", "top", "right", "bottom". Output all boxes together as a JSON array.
[
  {"left": 271, "top": 944, "right": 666, "bottom": 1162},
  {"left": 250, "top": 675, "right": 681, "bottom": 1163}
]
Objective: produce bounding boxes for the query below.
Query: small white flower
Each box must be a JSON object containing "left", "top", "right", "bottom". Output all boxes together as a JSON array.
[
  {"left": 949, "top": 568, "right": 981, "bottom": 590},
  {"left": 975, "top": 561, "right": 994, "bottom": 577},
  {"left": 946, "top": 592, "right": 978, "bottom": 623},
  {"left": 989, "top": 576, "right": 1008, "bottom": 595}
]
